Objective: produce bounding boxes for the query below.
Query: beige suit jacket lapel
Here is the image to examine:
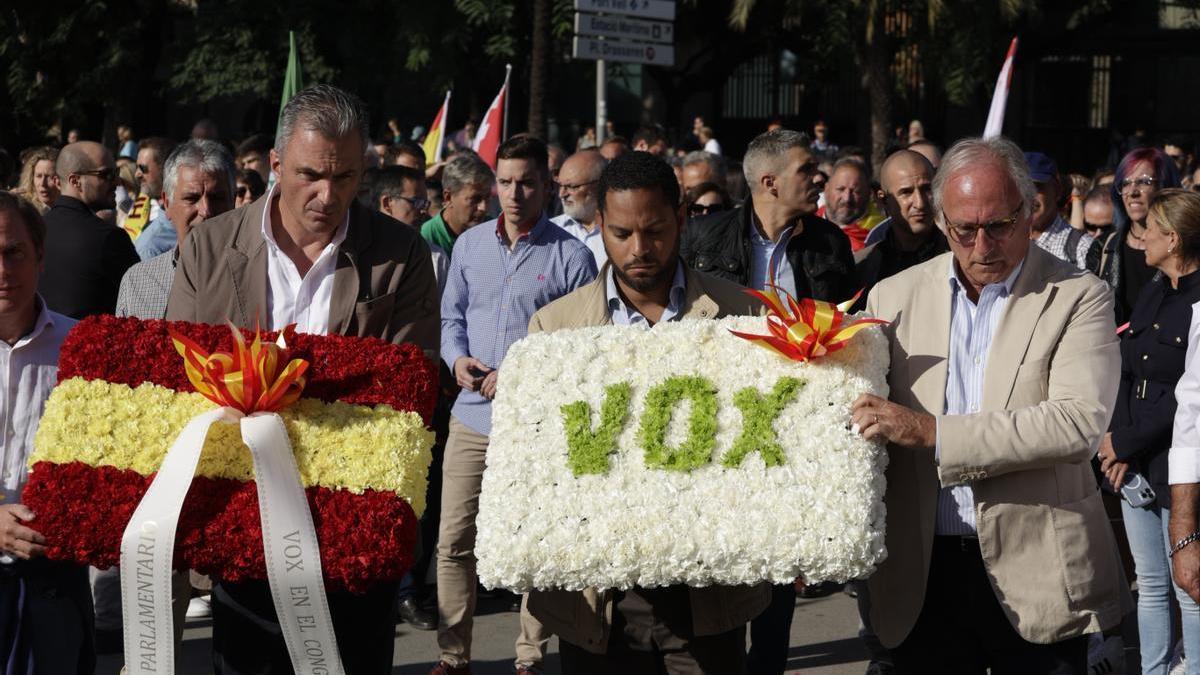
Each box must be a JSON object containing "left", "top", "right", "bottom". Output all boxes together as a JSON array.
[
  {"left": 910, "top": 254, "right": 953, "bottom": 415},
  {"left": 579, "top": 264, "right": 614, "bottom": 327},
  {"left": 679, "top": 268, "right": 721, "bottom": 320},
  {"left": 226, "top": 198, "right": 269, "bottom": 328},
  {"left": 981, "top": 247, "right": 1055, "bottom": 410}
]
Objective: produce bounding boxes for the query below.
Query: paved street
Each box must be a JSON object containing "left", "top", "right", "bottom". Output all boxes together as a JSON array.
[{"left": 97, "top": 590, "right": 870, "bottom": 674}]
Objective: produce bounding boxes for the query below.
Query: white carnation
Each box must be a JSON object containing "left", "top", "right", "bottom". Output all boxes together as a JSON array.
[{"left": 476, "top": 316, "right": 890, "bottom": 592}]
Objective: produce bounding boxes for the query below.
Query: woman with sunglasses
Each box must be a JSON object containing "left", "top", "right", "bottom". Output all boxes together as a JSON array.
[
  {"left": 685, "top": 181, "right": 732, "bottom": 220},
  {"left": 1102, "top": 148, "right": 1182, "bottom": 325},
  {"left": 235, "top": 169, "right": 266, "bottom": 208}
]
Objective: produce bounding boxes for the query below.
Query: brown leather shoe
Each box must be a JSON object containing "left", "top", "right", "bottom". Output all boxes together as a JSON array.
[{"left": 428, "top": 662, "right": 471, "bottom": 675}]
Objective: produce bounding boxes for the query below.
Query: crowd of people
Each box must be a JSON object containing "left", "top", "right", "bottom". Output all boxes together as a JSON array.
[{"left": 2, "top": 81, "right": 1200, "bottom": 675}]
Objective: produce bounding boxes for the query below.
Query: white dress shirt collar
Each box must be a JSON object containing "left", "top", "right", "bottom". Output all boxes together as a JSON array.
[{"left": 259, "top": 183, "right": 350, "bottom": 335}]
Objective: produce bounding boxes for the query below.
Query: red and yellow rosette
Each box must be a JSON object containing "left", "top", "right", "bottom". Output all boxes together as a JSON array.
[
  {"left": 23, "top": 316, "right": 438, "bottom": 591},
  {"left": 730, "top": 286, "right": 887, "bottom": 362}
]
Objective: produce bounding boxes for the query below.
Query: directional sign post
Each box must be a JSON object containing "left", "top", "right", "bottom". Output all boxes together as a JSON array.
[
  {"left": 572, "top": 0, "right": 676, "bottom": 145},
  {"left": 572, "top": 36, "right": 674, "bottom": 67},
  {"left": 574, "top": 0, "right": 676, "bottom": 21}
]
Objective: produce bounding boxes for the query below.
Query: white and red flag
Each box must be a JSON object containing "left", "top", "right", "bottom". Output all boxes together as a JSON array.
[
  {"left": 473, "top": 64, "right": 512, "bottom": 169},
  {"left": 983, "top": 37, "right": 1018, "bottom": 139}
]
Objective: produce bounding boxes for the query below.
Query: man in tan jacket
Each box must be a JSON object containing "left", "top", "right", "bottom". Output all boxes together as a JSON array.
[
  {"left": 850, "top": 136, "right": 1131, "bottom": 673},
  {"left": 526, "top": 152, "right": 769, "bottom": 673}
]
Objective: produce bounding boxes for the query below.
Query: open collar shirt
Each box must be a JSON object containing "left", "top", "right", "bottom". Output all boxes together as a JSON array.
[
  {"left": 0, "top": 298, "right": 76, "bottom": 502},
  {"left": 747, "top": 216, "right": 797, "bottom": 297},
  {"left": 441, "top": 214, "right": 597, "bottom": 436},
  {"left": 259, "top": 183, "right": 349, "bottom": 334},
  {"left": 935, "top": 258, "right": 1024, "bottom": 535},
  {"left": 605, "top": 262, "right": 687, "bottom": 327}
]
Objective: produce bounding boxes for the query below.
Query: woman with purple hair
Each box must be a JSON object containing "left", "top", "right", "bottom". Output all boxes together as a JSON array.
[{"left": 1101, "top": 147, "right": 1181, "bottom": 324}]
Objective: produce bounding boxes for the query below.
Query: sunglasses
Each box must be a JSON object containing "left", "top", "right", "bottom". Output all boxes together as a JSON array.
[
  {"left": 136, "top": 163, "right": 151, "bottom": 174},
  {"left": 688, "top": 203, "right": 727, "bottom": 217},
  {"left": 236, "top": 186, "right": 250, "bottom": 198},
  {"left": 73, "top": 168, "right": 115, "bottom": 182},
  {"left": 399, "top": 195, "right": 430, "bottom": 212}
]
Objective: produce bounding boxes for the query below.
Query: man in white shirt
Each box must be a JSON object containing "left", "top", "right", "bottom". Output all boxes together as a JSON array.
[
  {"left": 167, "top": 84, "right": 440, "bottom": 673},
  {"left": 551, "top": 150, "right": 608, "bottom": 267},
  {"left": 0, "top": 191, "right": 90, "bottom": 673}
]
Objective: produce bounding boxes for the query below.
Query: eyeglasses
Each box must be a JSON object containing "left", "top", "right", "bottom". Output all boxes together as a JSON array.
[
  {"left": 559, "top": 180, "right": 598, "bottom": 193},
  {"left": 73, "top": 168, "right": 115, "bottom": 182},
  {"left": 688, "top": 202, "right": 728, "bottom": 217},
  {"left": 399, "top": 195, "right": 430, "bottom": 212},
  {"left": 1083, "top": 221, "right": 1112, "bottom": 235},
  {"left": 136, "top": 164, "right": 151, "bottom": 174},
  {"left": 1118, "top": 175, "right": 1158, "bottom": 195},
  {"left": 236, "top": 186, "right": 250, "bottom": 198},
  {"left": 941, "top": 205, "right": 1023, "bottom": 246}
]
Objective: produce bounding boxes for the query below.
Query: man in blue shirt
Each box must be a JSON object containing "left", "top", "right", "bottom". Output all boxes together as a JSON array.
[{"left": 432, "top": 136, "right": 597, "bottom": 675}]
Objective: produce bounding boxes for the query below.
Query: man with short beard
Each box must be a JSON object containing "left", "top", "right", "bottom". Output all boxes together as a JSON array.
[
  {"left": 818, "top": 158, "right": 887, "bottom": 251},
  {"left": 552, "top": 149, "right": 608, "bottom": 266},
  {"left": 856, "top": 150, "right": 949, "bottom": 296},
  {"left": 40, "top": 141, "right": 139, "bottom": 318},
  {"left": 526, "top": 151, "right": 767, "bottom": 674}
]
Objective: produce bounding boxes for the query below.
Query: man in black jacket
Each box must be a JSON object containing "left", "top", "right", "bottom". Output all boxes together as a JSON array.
[
  {"left": 681, "top": 129, "right": 856, "bottom": 675},
  {"left": 39, "top": 141, "right": 139, "bottom": 318},
  {"left": 680, "top": 129, "right": 857, "bottom": 305}
]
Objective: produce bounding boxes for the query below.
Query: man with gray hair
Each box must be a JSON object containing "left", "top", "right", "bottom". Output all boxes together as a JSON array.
[
  {"left": 167, "top": 83, "right": 440, "bottom": 673},
  {"left": 681, "top": 129, "right": 856, "bottom": 674},
  {"left": 420, "top": 151, "right": 495, "bottom": 256},
  {"left": 133, "top": 139, "right": 235, "bottom": 261},
  {"left": 680, "top": 150, "right": 726, "bottom": 192},
  {"left": 851, "top": 136, "right": 1130, "bottom": 672},
  {"left": 92, "top": 139, "right": 237, "bottom": 657},
  {"left": 681, "top": 129, "right": 856, "bottom": 303},
  {"left": 551, "top": 149, "right": 608, "bottom": 266}
]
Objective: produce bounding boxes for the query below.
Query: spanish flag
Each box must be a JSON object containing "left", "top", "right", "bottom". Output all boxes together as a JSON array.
[
  {"left": 22, "top": 316, "right": 438, "bottom": 593},
  {"left": 423, "top": 90, "right": 451, "bottom": 165}
]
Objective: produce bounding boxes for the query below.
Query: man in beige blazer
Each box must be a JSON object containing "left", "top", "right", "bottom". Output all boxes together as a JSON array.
[
  {"left": 850, "top": 136, "right": 1130, "bottom": 674},
  {"left": 166, "top": 85, "right": 439, "bottom": 674},
  {"left": 525, "top": 152, "right": 769, "bottom": 673}
]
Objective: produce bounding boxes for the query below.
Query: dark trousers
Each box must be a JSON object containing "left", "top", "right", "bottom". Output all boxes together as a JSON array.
[
  {"left": 408, "top": 397, "right": 451, "bottom": 597},
  {"left": 558, "top": 586, "right": 746, "bottom": 675},
  {"left": 891, "top": 536, "right": 1088, "bottom": 675},
  {"left": 746, "top": 583, "right": 795, "bottom": 674},
  {"left": 211, "top": 579, "right": 398, "bottom": 674},
  {"left": 0, "top": 558, "right": 94, "bottom": 675}
]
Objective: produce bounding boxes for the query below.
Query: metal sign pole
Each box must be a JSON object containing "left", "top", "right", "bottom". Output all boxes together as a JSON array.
[{"left": 597, "top": 59, "right": 607, "bottom": 145}]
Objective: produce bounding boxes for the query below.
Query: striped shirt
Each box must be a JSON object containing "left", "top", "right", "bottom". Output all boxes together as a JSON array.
[
  {"left": 935, "top": 258, "right": 1024, "bottom": 535},
  {"left": 441, "top": 214, "right": 597, "bottom": 436}
]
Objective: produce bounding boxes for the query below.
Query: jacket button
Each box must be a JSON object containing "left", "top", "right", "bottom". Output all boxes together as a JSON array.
[
  {"left": 1178, "top": 337, "right": 1183, "bottom": 343},
  {"left": 1154, "top": 323, "right": 1161, "bottom": 329},
  {"left": 1143, "top": 354, "right": 1149, "bottom": 360},
  {"left": 700, "top": 310, "right": 709, "bottom": 317}
]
